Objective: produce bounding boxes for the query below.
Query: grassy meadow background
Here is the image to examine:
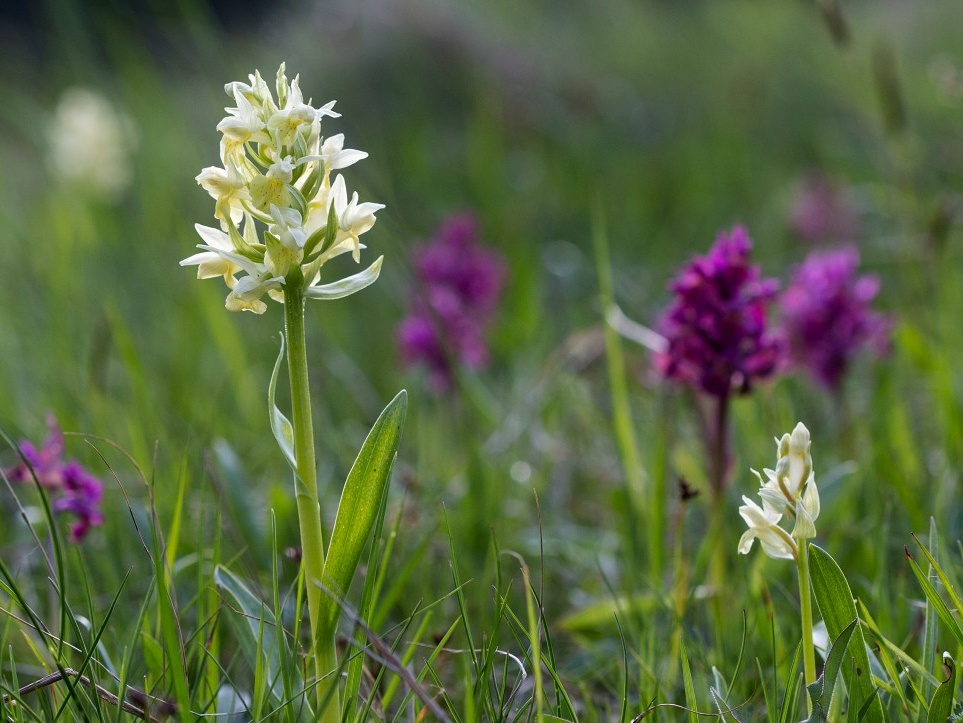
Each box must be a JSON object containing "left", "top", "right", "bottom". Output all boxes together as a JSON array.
[{"left": 2, "top": 0, "right": 963, "bottom": 719}]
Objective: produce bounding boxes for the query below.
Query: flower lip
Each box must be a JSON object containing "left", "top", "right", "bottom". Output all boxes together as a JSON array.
[{"left": 737, "top": 496, "right": 797, "bottom": 560}]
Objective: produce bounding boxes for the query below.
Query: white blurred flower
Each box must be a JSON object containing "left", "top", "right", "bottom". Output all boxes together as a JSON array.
[{"left": 46, "top": 87, "right": 138, "bottom": 201}]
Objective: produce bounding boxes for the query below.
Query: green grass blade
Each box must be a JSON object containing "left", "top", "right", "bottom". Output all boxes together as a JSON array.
[
  {"left": 918, "top": 517, "right": 941, "bottom": 722},
  {"left": 591, "top": 204, "right": 650, "bottom": 574},
  {"left": 680, "top": 637, "right": 699, "bottom": 723},
  {"left": 905, "top": 549, "right": 963, "bottom": 650},
  {"left": 912, "top": 533, "right": 963, "bottom": 627},
  {"left": 213, "top": 564, "right": 310, "bottom": 719},
  {"left": 777, "top": 645, "right": 801, "bottom": 723}
]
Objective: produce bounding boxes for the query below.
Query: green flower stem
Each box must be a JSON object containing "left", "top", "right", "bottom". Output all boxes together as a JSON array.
[
  {"left": 796, "top": 540, "right": 817, "bottom": 715},
  {"left": 283, "top": 277, "right": 341, "bottom": 721}
]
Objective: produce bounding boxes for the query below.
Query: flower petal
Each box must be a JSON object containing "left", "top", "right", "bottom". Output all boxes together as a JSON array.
[{"left": 305, "top": 256, "right": 383, "bottom": 301}]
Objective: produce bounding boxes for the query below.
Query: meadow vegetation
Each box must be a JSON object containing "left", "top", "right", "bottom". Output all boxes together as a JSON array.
[{"left": 2, "top": 0, "right": 963, "bottom": 719}]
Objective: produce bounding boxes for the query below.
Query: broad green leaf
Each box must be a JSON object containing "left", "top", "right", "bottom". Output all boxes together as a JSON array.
[
  {"left": 214, "top": 565, "right": 311, "bottom": 721},
  {"left": 926, "top": 653, "right": 956, "bottom": 723},
  {"left": 319, "top": 390, "right": 407, "bottom": 632},
  {"left": 809, "top": 544, "right": 884, "bottom": 722},
  {"left": 804, "top": 619, "right": 858, "bottom": 723},
  {"left": 558, "top": 592, "right": 658, "bottom": 635},
  {"left": 268, "top": 333, "right": 297, "bottom": 470}
]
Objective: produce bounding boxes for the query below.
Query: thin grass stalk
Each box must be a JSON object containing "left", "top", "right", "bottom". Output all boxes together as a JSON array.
[
  {"left": 282, "top": 279, "right": 339, "bottom": 721},
  {"left": 591, "top": 206, "right": 653, "bottom": 577}
]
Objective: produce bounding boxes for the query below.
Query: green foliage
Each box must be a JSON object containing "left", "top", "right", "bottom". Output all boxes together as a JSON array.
[
  {"left": 803, "top": 619, "right": 857, "bottom": 723},
  {"left": 808, "top": 544, "right": 884, "bottom": 722},
  {"left": 213, "top": 565, "right": 311, "bottom": 721}
]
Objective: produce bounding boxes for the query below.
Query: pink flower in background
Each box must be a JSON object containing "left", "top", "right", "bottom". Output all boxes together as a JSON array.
[
  {"left": 4, "top": 417, "right": 104, "bottom": 542},
  {"left": 398, "top": 214, "right": 506, "bottom": 392},
  {"left": 789, "top": 172, "right": 860, "bottom": 244},
  {"left": 779, "top": 246, "right": 890, "bottom": 390},
  {"left": 655, "top": 226, "right": 784, "bottom": 398}
]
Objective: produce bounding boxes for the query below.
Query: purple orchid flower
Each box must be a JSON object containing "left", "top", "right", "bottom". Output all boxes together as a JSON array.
[{"left": 4, "top": 417, "right": 105, "bottom": 542}]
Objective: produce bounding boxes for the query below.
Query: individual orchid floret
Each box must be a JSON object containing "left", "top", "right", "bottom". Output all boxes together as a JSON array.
[
  {"left": 196, "top": 164, "right": 251, "bottom": 228},
  {"left": 654, "top": 226, "right": 785, "bottom": 398},
  {"left": 328, "top": 174, "right": 385, "bottom": 262},
  {"left": 3, "top": 416, "right": 105, "bottom": 542},
  {"left": 183, "top": 64, "right": 383, "bottom": 313},
  {"left": 737, "top": 496, "right": 797, "bottom": 560},
  {"left": 778, "top": 246, "right": 891, "bottom": 390},
  {"left": 54, "top": 462, "right": 105, "bottom": 543},
  {"left": 320, "top": 134, "right": 368, "bottom": 171}
]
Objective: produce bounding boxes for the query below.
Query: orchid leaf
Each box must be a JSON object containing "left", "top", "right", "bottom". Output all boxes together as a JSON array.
[
  {"left": 319, "top": 390, "right": 407, "bottom": 633},
  {"left": 809, "top": 544, "right": 884, "bottom": 722},
  {"left": 803, "top": 619, "right": 858, "bottom": 722},
  {"left": 926, "top": 653, "right": 956, "bottom": 723}
]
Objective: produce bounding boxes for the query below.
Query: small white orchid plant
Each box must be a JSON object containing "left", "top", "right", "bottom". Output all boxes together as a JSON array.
[
  {"left": 738, "top": 421, "right": 820, "bottom": 561},
  {"left": 739, "top": 422, "right": 820, "bottom": 713},
  {"left": 183, "top": 65, "right": 406, "bottom": 723},
  {"left": 181, "top": 63, "right": 383, "bottom": 313}
]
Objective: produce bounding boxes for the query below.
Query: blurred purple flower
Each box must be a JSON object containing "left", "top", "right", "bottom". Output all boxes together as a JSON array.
[
  {"left": 398, "top": 214, "right": 506, "bottom": 392},
  {"left": 655, "top": 226, "right": 784, "bottom": 398},
  {"left": 4, "top": 416, "right": 104, "bottom": 542},
  {"left": 789, "top": 172, "right": 859, "bottom": 244},
  {"left": 779, "top": 246, "right": 890, "bottom": 390}
]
